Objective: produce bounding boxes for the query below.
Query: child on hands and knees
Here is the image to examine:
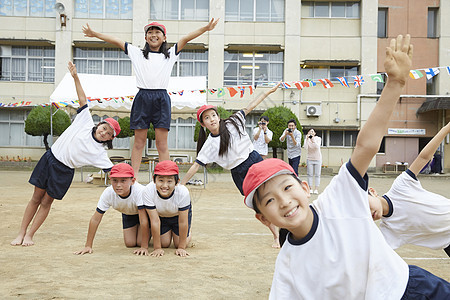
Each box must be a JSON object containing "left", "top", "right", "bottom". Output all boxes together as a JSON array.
[
  {"left": 11, "top": 62, "right": 120, "bottom": 247},
  {"left": 82, "top": 19, "right": 219, "bottom": 178},
  {"left": 180, "top": 83, "right": 282, "bottom": 248},
  {"left": 243, "top": 35, "right": 450, "bottom": 299},
  {"left": 135, "top": 161, "right": 192, "bottom": 257},
  {"left": 74, "top": 163, "right": 146, "bottom": 255},
  {"left": 368, "top": 121, "right": 450, "bottom": 257}
]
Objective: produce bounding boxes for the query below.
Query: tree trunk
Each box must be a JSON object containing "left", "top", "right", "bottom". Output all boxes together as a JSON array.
[
  {"left": 43, "top": 134, "right": 49, "bottom": 151},
  {"left": 272, "top": 147, "right": 278, "bottom": 158}
]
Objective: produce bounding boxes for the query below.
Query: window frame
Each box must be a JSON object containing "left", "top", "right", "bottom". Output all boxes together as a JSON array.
[
  {"left": 427, "top": 7, "right": 438, "bottom": 38},
  {"left": 301, "top": 1, "right": 360, "bottom": 19},
  {"left": 171, "top": 49, "right": 209, "bottom": 80},
  {"left": 0, "top": 108, "right": 46, "bottom": 147},
  {"left": 73, "top": 47, "right": 132, "bottom": 76},
  {"left": 378, "top": 8, "right": 388, "bottom": 38},
  {"left": 74, "top": 0, "right": 133, "bottom": 19},
  {"left": 225, "top": 0, "right": 285, "bottom": 22},
  {"left": 150, "top": 0, "right": 209, "bottom": 21}
]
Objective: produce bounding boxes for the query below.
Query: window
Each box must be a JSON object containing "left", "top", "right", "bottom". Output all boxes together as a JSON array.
[
  {"left": 329, "top": 130, "right": 358, "bottom": 147},
  {"left": 426, "top": 76, "right": 436, "bottom": 95},
  {"left": 376, "top": 74, "right": 387, "bottom": 95},
  {"left": 171, "top": 50, "right": 208, "bottom": 79},
  {"left": 73, "top": 47, "right": 132, "bottom": 75},
  {"left": 224, "top": 51, "right": 283, "bottom": 86},
  {"left": 378, "top": 8, "right": 388, "bottom": 38},
  {"left": 151, "top": 0, "right": 209, "bottom": 20},
  {"left": 302, "top": 1, "right": 359, "bottom": 18},
  {"left": 226, "top": 0, "right": 284, "bottom": 22},
  {"left": 427, "top": 8, "right": 438, "bottom": 38},
  {"left": 0, "top": 109, "right": 45, "bottom": 147},
  {"left": 0, "top": 45, "right": 55, "bottom": 82},
  {"left": 168, "top": 118, "right": 197, "bottom": 149},
  {"left": 74, "top": 0, "right": 132, "bottom": 19},
  {"left": 0, "top": 0, "right": 56, "bottom": 17},
  {"left": 300, "top": 65, "right": 358, "bottom": 82}
]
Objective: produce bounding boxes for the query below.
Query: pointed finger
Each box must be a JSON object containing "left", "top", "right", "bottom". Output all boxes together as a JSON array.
[
  {"left": 396, "top": 34, "right": 403, "bottom": 52},
  {"left": 401, "top": 34, "right": 411, "bottom": 53}
]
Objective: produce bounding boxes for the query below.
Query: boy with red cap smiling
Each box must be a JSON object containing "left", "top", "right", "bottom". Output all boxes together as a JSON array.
[
  {"left": 242, "top": 35, "right": 450, "bottom": 299},
  {"left": 82, "top": 18, "right": 218, "bottom": 179},
  {"left": 135, "top": 160, "right": 192, "bottom": 257},
  {"left": 74, "top": 163, "right": 146, "bottom": 255},
  {"left": 11, "top": 62, "right": 121, "bottom": 247}
]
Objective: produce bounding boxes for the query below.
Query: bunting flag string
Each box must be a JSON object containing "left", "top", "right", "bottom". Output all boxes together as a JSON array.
[{"left": 2, "top": 66, "right": 450, "bottom": 108}]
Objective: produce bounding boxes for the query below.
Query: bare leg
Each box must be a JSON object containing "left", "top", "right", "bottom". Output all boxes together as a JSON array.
[
  {"left": 11, "top": 187, "right": 46, "bottom": 246},
  {"left": 160, "top": 231, "right": 173, "bottom": 248},
  {"left": 268, "top": 223, "right": 280, "bottom": 248},
  {"left": 22, "top": 192, "right": 54, "bottom": 246},
  {"left": 155, "top": 128, "right": 170, "bottom": 161},
  {"left": 131, "top": 129, "right": 148, "bottom": 179},
  {"left": 123, "top": 225, "right": 139, "bottom": 248}
]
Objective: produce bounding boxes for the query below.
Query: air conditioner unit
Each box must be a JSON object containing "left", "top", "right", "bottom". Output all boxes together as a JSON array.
[
  {"left": 172, "top": 156, "right": 189, "bottom": 163},
  {"left": 306, "top": 105, "right": 322, "bottom": 117}
]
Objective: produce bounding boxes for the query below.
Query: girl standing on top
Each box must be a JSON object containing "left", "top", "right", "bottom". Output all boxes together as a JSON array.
[
  {"left": 82, "top": 18, "right": 219, "bottom": 178},
  {"left": 180, "top": 83, "right": 281, "bottom": 247},
  {"left": 11, "top": 62, "right": 120, "bottom": 247}
]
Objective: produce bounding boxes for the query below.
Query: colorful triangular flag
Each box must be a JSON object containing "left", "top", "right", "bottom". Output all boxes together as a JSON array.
[
  {"left": 446, "top": 66, "right": 450, "bottom": 75},
  {"left": 336, "top": 77, "right": 349, "bottom": 87},
  {"left": 248, "top": 85, "right": 254, "bottom": 95},
  {"left": 217, "top": 88, "right": 225, "bottom": 97},
  {"left": 239, "top": 86, "right": 245, "bottom": 97},
  {"left": 318, "top": 78, "right": 334, "bottom": 89},
  {"left": 294, "top": 81, "right": 304, "bottom": 90},
  {"left": 227, "top": 87, "right": 238, "bottom": 97},
  {"left": 370, "top": 74, "right": 384, "bottom": 82},
  {"left": 425, "top": 68, "right": 440, "bottom": 80},
  {"left": 353, "top": 75, "right": 364, "bottom": 88},
  {"left": 409, "top": 70, "right": 424, "bottom": 79},
  {"left": 307, "top": 80, "right": 316, "bottom": 87},
  {"left": 281, "top": 82, "right": 291, "bottom": 89}
]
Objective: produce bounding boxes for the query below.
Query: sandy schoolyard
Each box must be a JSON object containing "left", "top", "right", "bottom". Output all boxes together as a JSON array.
[{"left": 0, "top": 169, "right": 448, "bottom": 299}]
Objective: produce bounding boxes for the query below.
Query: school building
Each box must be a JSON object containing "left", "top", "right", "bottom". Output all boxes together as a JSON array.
[{"left": 1, "top": 0, "right": 449, "bottom": 172}]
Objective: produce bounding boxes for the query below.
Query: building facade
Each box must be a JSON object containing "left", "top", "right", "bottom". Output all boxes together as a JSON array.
[{"left": 1, "top": 0, "right": 448, "bottom": 171}]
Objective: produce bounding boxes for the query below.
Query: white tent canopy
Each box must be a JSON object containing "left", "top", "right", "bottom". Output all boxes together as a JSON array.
[{"left": 50, "top": 74, "right": 207, "bottom": 110}]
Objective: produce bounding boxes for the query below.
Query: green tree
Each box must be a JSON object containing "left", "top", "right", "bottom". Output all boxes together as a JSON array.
[
  {"left": 25, "top": 106, "right": 71, "bottom": 150},
  {"left": 117, "top": 116, "right": 154, "bottom": 147},
  {"left": 261, "top": 106, "right": 302, "bottom": 158},
  {"left": 193, "top": 106, "right": 232, "bottom": 142}
]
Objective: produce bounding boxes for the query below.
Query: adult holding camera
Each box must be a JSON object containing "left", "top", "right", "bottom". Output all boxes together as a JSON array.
[
  {"left": 253, "top": 116, "right": 273, "bottom": 159},
  {"left": 304, "top": 128, "right": 322, "bottom": 194},
  {"left": 279, "top": 119, "right": 302, "bottom": 175}
]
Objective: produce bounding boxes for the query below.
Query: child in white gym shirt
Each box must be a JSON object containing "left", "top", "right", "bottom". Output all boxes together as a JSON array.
[
  {"left": 11, "top": 62, "right": 120, "bottom": 247},
  {"left": 135, "top": 160, "right": 192, "bottom": 257},
  {"left": 368, "top": 121, "right": 450, "bottom": 257},
  {"left": 243, "top": 35, "right": 450, "bottom": 299},
  {"left": 74, "top": 163, "right": 146, "bottom": 255}
]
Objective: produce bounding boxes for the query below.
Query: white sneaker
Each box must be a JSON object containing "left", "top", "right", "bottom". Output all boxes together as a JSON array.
[{"left": 313, "top": 190, "right": 319, "bottom": 194}]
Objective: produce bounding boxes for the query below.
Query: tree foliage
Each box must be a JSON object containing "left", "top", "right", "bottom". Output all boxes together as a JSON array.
[
  {"left": 193, "top": 106, "right": 232, "bottom": 142},
  {"left": 260, "top": 106, "right": 303, "bottom": 153},
  {"left": 25, "top": 106, "right": 71, "bottom": 150},
  {"left": 117, "top": 116, "right": 133, "bottom": 138}
]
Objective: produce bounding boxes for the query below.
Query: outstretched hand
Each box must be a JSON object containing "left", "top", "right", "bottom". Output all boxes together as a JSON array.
[
  {"left": 74, "top": 246, "right": 93, "bottom": 255},
  {"left": 205, "top": 18, "right": 219, "bottom": 31},
  {"left": 82, "top": 23, "right": 96, "bottom": 38},
  {"left": 68, "top": 61, "right": 77, "bottom": 78},
  {"left": 384, "top": 34, "right": 413, "bottom": 85}
]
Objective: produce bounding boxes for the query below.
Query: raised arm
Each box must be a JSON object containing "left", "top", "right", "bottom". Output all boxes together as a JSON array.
[
  {"left": 409, "top": 122, "right": 450, "bottom": 176},
  {"left": 177, "top": 18, "right": 219, "bottom": 52},
  {"left": 243, "top": 82, "right": 280, "bottom": 116},
  {"left": 68, "top": 61, "right": 87, "bottom": 107},
  {"left": 82, "top": 23, "right": 125, "bottom": 51},
  {"left": 351, "top": 35, "right": 413, "bottom": 177}
]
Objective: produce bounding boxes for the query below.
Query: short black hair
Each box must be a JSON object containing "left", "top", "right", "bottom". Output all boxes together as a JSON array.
[
  {"left": 153, "top": 174, "right": 179, "bottom": 183},
  {"left": 260, "top": 116, "right": 269, "bottom": 122},
  {"left": 287, "top": 118, "right": 297, "bottom": 126}
]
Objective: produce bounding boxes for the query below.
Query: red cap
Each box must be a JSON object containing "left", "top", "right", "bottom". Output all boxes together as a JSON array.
[
  {"left": 144, "top": 22, "right": 166, "bottom": 35},
  {"left": 196, "top": 105, "right": 216, "bottom": 124},
  {"left": 110, "top": 163, "right": 134, "bottom": 178},
  {"left": 104, "top": 118, "right": 121, "bottom": 138},
  {"left": 154, "top": 160, "right": 179, "bottom": 176},
  {"left": 243, "top": 158, "right": 297, "bottom": 209}
]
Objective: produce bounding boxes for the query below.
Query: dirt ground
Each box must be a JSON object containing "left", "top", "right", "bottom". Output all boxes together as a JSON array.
[{"left": 0, "top": 169, "right": 449, "bottom": 299}]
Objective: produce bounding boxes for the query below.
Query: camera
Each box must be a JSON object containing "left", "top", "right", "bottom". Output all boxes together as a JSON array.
[
  {"left": 259, "top": 122, "right": 266, "bottom": 126},
  {"left": 287, "top": 128, "right": 292, "bottom": 133},
  {"left": 309, "top": 135, "right": 313, "bottom": 139}
]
